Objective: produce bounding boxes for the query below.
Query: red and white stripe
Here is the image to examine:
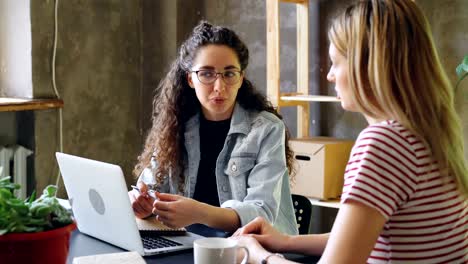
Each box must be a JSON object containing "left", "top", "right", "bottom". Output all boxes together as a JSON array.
[{"left": 341, "top": 120, "right": 468, "bottom": 264}]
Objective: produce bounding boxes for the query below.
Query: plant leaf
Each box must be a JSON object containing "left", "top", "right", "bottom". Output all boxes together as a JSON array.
[
  {"left": 43, "top": 185, "right": 58, "bottom": 197},
  {"left": 463, "top": 55, "right": 468, "bottom": 71},
  {"left": 0, "top": 182, "right": 72, "bottom": 235},
  {"left": 456, "top": 55, "right": 468, "bottom": 78},
  {"left": 27, "top": 190, "right": 37, "bottom": 203},
  {"left": 456, "top": 64, "right": 464, "bottom": 77}
]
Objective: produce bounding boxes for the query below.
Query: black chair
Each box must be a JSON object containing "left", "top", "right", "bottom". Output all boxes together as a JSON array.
[{"left": 292, "top": 194, "right": 313, "bottom": 234}]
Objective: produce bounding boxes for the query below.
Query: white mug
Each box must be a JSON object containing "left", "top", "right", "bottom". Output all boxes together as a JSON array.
[{"left": 194, "top": 237, "right": 249, "bottom": 264}]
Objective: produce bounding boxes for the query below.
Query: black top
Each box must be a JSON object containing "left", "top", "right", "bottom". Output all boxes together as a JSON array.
[{"left": 192, "top": 115, "right": 231, "bottom": 207}]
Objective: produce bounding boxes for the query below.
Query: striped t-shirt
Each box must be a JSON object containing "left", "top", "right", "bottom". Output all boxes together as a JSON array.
[{"left": 341, "top": 120, "right": 467, "bottom": 264}]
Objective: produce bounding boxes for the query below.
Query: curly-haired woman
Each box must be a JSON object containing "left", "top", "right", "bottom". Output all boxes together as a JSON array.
[{"left": 128, "top": 21, "right": 298, "bottom": 235}]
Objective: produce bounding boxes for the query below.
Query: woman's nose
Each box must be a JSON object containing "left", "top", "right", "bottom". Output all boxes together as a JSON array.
[
  {"left": 213, "top": 77, "right": 226, "bottom": 92},
  {"left": 326, "top": 70, "right": 335, "bottom": 83}
]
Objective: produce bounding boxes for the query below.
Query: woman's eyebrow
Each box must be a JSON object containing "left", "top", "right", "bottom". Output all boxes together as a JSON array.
[
  {"left": 196, "top": 65, "right": 240, "bottom": 71},
  {"left": 224, "top": 65, "right": 240, "bottom": 70},
  {"left": 196, "top": 66, "right": 215, "bottom": 70}
]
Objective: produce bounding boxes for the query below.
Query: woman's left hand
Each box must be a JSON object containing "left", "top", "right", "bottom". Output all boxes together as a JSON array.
[
  {"left": 231, "top": 235, "right": 272, "bottom": 264},
  {"left": 152, "top": 192, "right": 203, "bottom": 228}
]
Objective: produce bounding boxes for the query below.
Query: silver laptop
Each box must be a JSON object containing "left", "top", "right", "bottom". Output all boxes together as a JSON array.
[{"left": 56, "top": 152, "right": 203, "bottom": 256}]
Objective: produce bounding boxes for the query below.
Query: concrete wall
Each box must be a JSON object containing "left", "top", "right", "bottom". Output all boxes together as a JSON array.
[
  {"left": 29, "top": 0, "right": 206, "bottom": 196},
  {"left": 418, "top": 0, "right": 468, "bottom": 159},
  {"left": 0, "top": 112, "right": 16, "bottom": 145},
  {"left": 31, "top": 0, "right": 143, "bottom": 196}
]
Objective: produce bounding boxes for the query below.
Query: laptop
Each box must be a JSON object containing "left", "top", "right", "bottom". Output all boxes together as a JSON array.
[{"left": 56, "top": 152, "right": 203, "bottom": 256}]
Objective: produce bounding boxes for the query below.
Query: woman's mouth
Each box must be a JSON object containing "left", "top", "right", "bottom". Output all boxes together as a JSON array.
[
  {"left": 335, "top": 90, "right": 341, "bottom": 99},
  {"left": 211, "top": 97, "right": 226, "bottom": 104}
]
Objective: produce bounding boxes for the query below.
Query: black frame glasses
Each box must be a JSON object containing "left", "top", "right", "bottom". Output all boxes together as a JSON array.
[{"left": 191, "top": 70, "right": 242, "bottom": 85}]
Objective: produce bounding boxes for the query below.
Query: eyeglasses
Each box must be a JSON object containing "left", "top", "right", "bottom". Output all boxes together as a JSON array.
[{"left": 191, "top": 70, "right": 242, "bottom": 85}]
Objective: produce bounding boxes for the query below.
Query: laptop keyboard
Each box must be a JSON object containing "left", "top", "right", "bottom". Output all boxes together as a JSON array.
[{"left": 141, "top": 235, "right": 183, "bottom": 250}]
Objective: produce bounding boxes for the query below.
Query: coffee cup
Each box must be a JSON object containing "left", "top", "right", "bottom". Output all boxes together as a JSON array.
[{"left": 194, "top": 237, "right": 249, "bottom": 264}]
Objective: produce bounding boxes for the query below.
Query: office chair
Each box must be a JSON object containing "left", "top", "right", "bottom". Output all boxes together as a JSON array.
[{"left": 292, "top": 194, "right": 313, "bottom": 234}]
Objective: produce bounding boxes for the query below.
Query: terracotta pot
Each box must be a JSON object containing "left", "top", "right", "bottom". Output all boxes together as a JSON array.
[{"left": 0, "top": 222, "right": 77, "bottom": 264}]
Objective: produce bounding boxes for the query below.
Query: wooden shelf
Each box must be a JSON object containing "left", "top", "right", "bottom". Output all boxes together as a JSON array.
[
  {"left": 0, "top": 97, "right": 63, "bottom": 112},
  {"left": 281, "top": 0, "right": 308, "bottom": 4},
  {"left": 308, "top": 198, "right": 341, "bottom": 209},
  {"left": 280, "top": 94, "right": 340, "bottom": 103}
]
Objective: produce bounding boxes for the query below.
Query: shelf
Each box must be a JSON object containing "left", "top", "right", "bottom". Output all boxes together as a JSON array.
[
  {"left": 308, "top": 198, "right": 340, "bottom": 209},
  {"left": 0, "top": 97, "right": 64, "bottom": 112},
  {"left": 280, "top": 0, "right": 308, "bottom": 3},
  {"left": 280, "top": 94, "right": 340, "bottom": 102}
]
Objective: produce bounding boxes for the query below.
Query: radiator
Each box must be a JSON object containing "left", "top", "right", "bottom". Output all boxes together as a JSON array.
[{"left": 0, "top": 145, "right": 33, "bottom": 199}]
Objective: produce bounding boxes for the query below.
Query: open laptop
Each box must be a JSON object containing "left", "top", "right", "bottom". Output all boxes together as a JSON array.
[{"left": 56, "top": 152, "right": 203, "bottom": 256}]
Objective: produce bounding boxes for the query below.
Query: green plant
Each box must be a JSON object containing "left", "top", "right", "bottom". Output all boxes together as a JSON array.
[
  {"left": 0, "top": 176, "right": 73, "bottom": 235},
  {"left": 455, "top": 55, "right": 468, "bottom": 93}
]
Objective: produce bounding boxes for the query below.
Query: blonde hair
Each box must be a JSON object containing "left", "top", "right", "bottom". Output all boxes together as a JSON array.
[{"left": 328, "top": 0, "right": 468, "bottom": 197}]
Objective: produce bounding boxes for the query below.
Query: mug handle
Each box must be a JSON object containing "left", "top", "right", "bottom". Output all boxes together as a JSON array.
[{"left": 239, "top": 246, "right": 249, "bottom": 264}]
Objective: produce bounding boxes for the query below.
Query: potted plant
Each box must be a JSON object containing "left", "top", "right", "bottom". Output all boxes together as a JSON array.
[{"left": 0, "top": 176, "right": 75, "bottom": 264}]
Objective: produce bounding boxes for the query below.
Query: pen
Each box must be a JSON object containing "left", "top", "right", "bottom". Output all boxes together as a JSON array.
[{"left": 131, "top": 185, "right": 157, "bottom": 199}]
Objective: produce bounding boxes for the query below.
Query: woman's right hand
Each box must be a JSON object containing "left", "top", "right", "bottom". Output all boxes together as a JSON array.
[
  {"left": 232, "top": 216, "right": 292, "bottom": 253},
  {"left": 128, "top": 182, "right": 155, "bottom": 219}
]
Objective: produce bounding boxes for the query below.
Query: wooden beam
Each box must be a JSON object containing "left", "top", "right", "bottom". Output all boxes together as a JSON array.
[
  {"left": 266, "top": 0, "right": 280, "bottom": 107},
  {"left": 0, "top": 98, "right": 64, "bottom": 112},
  {"left": 296, "top": 1, "right": 309, "bottom": 137},
  {"left": 281, "top": 94, "right": 341, "bottom": 102},
  {"left": 280, "top": 0, "right": 308, "bottom": 4},
  {"left": 278, "top": 99, "right": 309, "bottom": 108}
]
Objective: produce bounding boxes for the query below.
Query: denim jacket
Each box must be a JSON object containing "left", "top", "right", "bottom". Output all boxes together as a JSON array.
[{"left": 138, "top": 103, "right": 298, "bottom": 235}]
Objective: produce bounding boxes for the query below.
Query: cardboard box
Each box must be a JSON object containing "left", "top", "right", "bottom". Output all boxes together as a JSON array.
[{"left": 290, "top": 137, "right": 354, "bottom": 200}]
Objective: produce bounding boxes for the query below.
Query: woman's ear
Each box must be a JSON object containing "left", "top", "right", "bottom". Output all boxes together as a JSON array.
[{"left": 187, "top": 72, "right": 195, "bottom": 88}]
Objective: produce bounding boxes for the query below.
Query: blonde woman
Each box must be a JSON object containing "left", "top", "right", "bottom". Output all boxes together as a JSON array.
[{"left": 233, "top": 0, "right": 468, "bottom": 263}]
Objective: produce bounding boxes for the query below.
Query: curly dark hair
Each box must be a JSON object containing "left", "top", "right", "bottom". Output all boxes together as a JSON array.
[{"left": 134, "top": 21, "right": 295, "bottom": 189}]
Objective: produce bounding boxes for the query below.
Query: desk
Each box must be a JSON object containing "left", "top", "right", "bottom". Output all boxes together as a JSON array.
[{"left": 67, "top": 224, "right": 320, "bottom": 264}]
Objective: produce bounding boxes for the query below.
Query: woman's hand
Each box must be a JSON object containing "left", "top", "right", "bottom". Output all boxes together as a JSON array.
[
  {"left": 232, "top": 216, "right": 292, "bottom": 253},
  {"left": 152, "top": 192, "right": 204, "bottom": 228},
  {"left": 128, "top": 182, "right": 155, "bottom": 219},
  {"left": 231, "top": 235, "right": 272, "bottom": 264}
]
